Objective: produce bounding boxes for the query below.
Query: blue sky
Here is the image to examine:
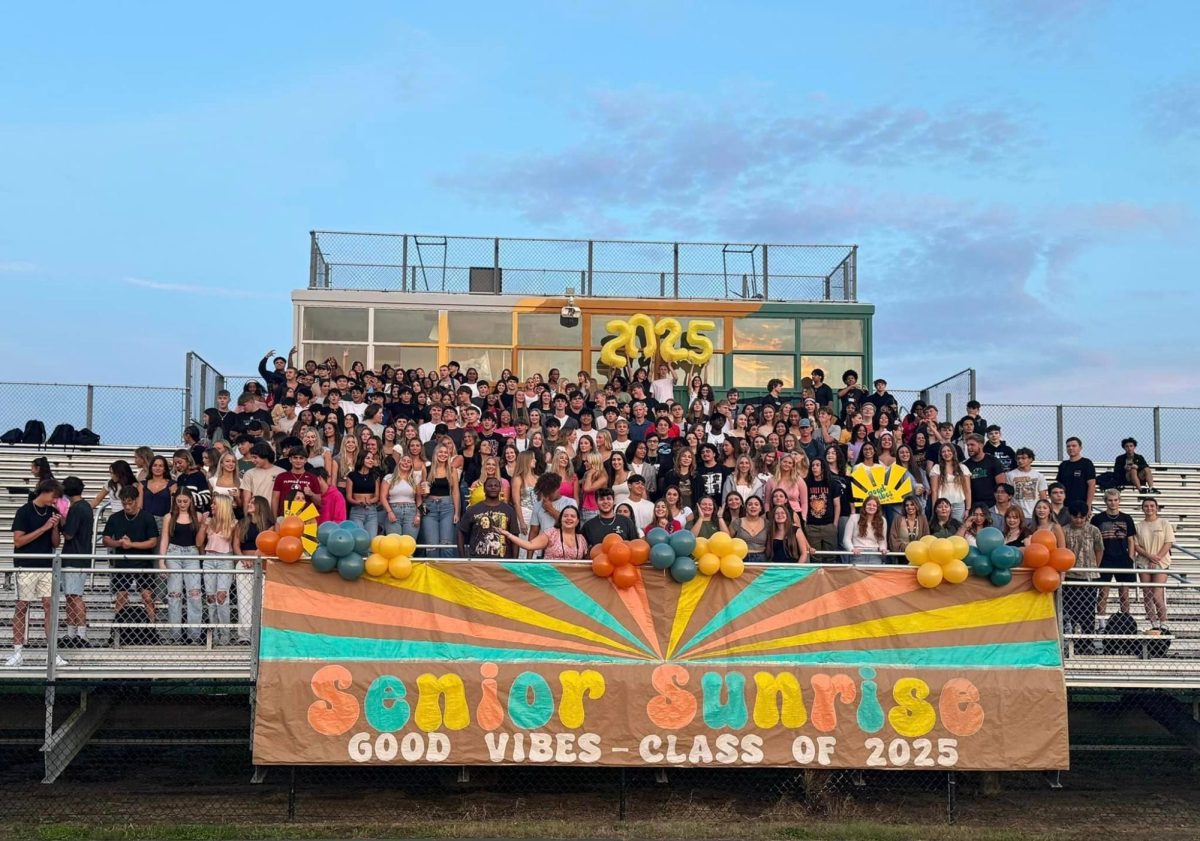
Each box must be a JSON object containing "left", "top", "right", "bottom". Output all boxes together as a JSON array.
[{"left": 2, "top": 1, "right": 1197, "bottom": 404}]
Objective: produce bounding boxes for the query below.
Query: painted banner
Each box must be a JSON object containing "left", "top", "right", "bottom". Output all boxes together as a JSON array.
[{"left": 252, "top": 562, "right": 1068, "bottom": 770}]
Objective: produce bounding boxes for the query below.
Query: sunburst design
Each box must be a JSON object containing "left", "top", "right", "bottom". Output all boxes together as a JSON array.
[{"left": 282, "top": 499, "right": 319, "bottom": 555}]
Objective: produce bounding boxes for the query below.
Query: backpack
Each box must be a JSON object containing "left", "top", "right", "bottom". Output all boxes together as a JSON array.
[
  {"left": 75, "top": 428, "right": 101, "bottom": 446},
  {"left": 112, "top": 605, "right": 159, "bottom": 646},
  {"left": 22, "top": 420, "right": 46, "bottom": 445},
  {"left": 1096, "top": 471, "right": 1120, "bottom": 491},
  {"left": 1103, "top": 612, "right": 1139, "bottom": 655},
  {"left": 1147, "top": 627, "right": 1172, "bottom": 658},
  {"left": 47, "top": 423, "right": 77, "bottom": 447},
  {"left": 0, "top": 428, "right": 22, "bottom": 445}
]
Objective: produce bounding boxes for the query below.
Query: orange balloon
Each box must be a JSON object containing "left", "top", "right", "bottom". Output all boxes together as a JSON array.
[
  {"left": 602, "top": 532, "right": 624, "bottom": 552},
  {"left": 612, "top": 564, "right": 640, "bottom": 590},
  {"left": 1022, "top": 543, "right": 1051, "bottom": 569},
  {"left": 608, "top": 542, "right": 632, "bottom": 567},
  {"left": 589, "top": 544, "right": 605, "bottom": 560},
  {"left": 629, "top": 539, "right": 651, "bottom": 566},
  {"left": 592, "top": 555, "right": 614, "bottom": 578},
  {"left": 1032, "top": 565, "right": 1061, "bottom": 593},
  {"left": 276, "top": 535, "right": 303, "bottom": 563},
  {"left": 1049, "top": 548, "right": 1076, "bottom": 572},
  {"left": 279, "top": 516, "right": 305, "bottom": 539},
  {"left": 255, "top": 529, "right": 280, "bottom": 556},
  {"left": 1030, "top": 530, "right": 1057, "bottom": 552}
]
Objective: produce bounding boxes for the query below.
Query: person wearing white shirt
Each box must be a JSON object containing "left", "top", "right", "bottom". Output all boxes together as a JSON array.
[
  {"left": 625, "top": 476, "right": 656, "bottom": 534},
  {"left": 650, "top": 364, "right": 676, "bottom": 405},
  {"left": 418, "top": 406, "right": 444, "bottom": 445}
]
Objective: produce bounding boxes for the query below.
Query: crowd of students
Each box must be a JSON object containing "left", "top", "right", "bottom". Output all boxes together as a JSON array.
[{"left": 5, "top": 351, "right": 1176, "bottom": 662}]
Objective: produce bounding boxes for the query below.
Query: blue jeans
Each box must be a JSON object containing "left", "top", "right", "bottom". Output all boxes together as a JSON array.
[
  {"left": 349, "top": 503, "right": 379, "bottom": 537},
  {"left": 421, "top": 496, "right": 456, "bottom": 558},
  {"left": 385, "top": 502, "right": 420, "bottom": 540}
]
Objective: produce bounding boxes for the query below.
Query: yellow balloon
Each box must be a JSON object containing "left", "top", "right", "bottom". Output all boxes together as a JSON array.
[
  {"left": 654, "top": 317, "right": 689, "bottom": 363},
  {"left": 730, "top": 537, "right": 750, "bottom": 560},
  {"left": 942, "top": 559, "right": 970, "bottom": 584},
  {"left": 917, "top": 561, "right": 944, "bottom": 589},
  {"left": 468, "top": 484, "right": 486, "bottom": 506},
  {"left": 370, "top": 535, "right": 386, "bottom": 555},
  {"left": 626, "top": 313, "right": 658, "bottom": 361},
  {"left": 387, "top": 555, "right": 413, "bottom": 579},
  {"left": 379, "top": 533, "right": 404, "bottom": 560},
  {"left": 719, "top": 554, "right": 745, "bottom": 579},
  {"left": 364, "top": 553, "right": 389, "bottom": 577},
  {"left": 697, "top": 552, "right": 721, "bottom": 576},
  {"left": 396, "top": 534, "right": 417, "bottom": 557},
  {"left": 708, "top": 532, "right": 733, "bottom": 558},
  {"left": 600, "top": 319, "right": 630, "bottom": 368},
  {"left": 692, "top": 536, "right": 709, "bottom": 559},
  {"left": 684, "top": 320, "right": 715, "bottom": 366},
  {"left": 904, "top": 541, "right": 929, "bottom": 566},
  {"left": 947, "top": 535, "right": 970, "bottom": 561},
  {"left": 920, "top": 534, "right": 938, "bottom": 545},
  {"left": 929, "top": 538, "right": 957, "bottom": 566}
]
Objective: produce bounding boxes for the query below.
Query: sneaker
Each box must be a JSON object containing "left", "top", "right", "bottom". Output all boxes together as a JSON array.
[
  {"left": 54, "top": 655, "right": 69, "bottom": 667},
  {"left": 4, "top": 651, "right": 23, "bottom": 667},
  {"left": 58, "top": 636, "right": 75, "bottom": 650},
  {"left": 1151, "top": 488, "right": 1161, "bottom": 494}
]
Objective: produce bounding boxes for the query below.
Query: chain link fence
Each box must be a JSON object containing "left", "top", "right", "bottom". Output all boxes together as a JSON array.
[
  {"left": 309, "top": 232, "right": 858, "bottom": 302},
  {"left": 0, "top": 381, "right": 186, "bottom": 446}
]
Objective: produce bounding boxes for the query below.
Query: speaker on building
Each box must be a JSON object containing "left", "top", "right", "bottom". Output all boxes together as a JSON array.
[{"left": 469, "top": 267, "right": 502, "bottom": 294}]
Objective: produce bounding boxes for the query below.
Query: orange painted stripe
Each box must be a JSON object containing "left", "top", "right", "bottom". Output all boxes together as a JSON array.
[
  {"left": 262, "top": 580, "right": 652, "bottom": 661},
  {"left": 615, "top": 572, "right": 663, "bottom": 659},
  {"left": 683, "top": 570, "right": 921, "bottom": 658}
]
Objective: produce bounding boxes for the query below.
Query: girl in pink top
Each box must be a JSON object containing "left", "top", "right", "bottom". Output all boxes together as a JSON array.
[{"left": 502, "top": 505, "right": 589, "bottom": 560}]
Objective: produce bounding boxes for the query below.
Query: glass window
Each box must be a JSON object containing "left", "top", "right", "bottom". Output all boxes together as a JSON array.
[
  {"left": 519, "top": 349, "right": 582, "bottom": 381},
  {"left": 302, "top": 343, "right": 369, "bottom": 370},
  {"left": 801, "top": 319, "right": 863, "bottom": 352},
  {"left": 373, "top": 346, "right": 439, "bottom": 372},
  {"left": 374, "top": 308, "right": 439, "bottom": 344},
  {"left": 302, "top": 307, "right": 369, "bottom": 342},
  {"left": 732, "top": 318, "right": 794, "bottom": 352},
  {"left": 687, "top": 354, "right": 723, "bottom": 388},
  {"left": 448, "top": 310, "right": 511, "bottom": 344},
  {"left": 589, "top": 315, "right": 724, "bottom": 349},
  {"left": 733, "top": 354, "right": 795, "bottom": 389},
  {"left": 448, "top": 347, "right": 511, "bottom": 383},
  {"left": 518, "top": 313, "right": 581, "bottom": 347},
  {"left": 801, "top": 355, "right": 863, "bottom": 383}
]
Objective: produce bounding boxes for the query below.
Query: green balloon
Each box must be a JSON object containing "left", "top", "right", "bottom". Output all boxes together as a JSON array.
[
  {"left": 976, "top": 527, "right": 1005, "bottom": 555},
  {"left": 970, "top": 554, "right": 994, "bottom": 577},
  {"left": 337, "top": 552, "right": 365, "bottom": 581},
  {"left": 649, "top": 543, "right": 676, "bottom": 570},
  {"left": 351, "top": 527, "right": 372, "bottom": 556},
  {"left": 326, "top": 529, "right": 355, "bottom": 558},
  {"left": 669, "top": 556, "right": 697, "bottom": 583},
  {"left": 668, "top": 530, "right": 697, "bottom": 557},
  {"left": 311, "top": 546, "right": 337, "bottom": 573},
  {"left": 316, "top": 522, "right": 339, "bottom": 545},
  {"left": 990, "top": 545, "right": 1022, "bottom": 570},
  {"left": 989, "top": 568, "right": 1013, "bottom": 587},
  {"left": 645, "top": 528, "right": 671, "bottom": 547}
]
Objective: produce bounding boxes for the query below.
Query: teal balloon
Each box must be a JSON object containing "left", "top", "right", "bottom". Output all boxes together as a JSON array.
[
  {"left": 326, "top": 529, "right": 356, "bottom": 558},
  {"left": 649, "top": 543, "right": 676, "bottom": 570},
  {"left": 337, "top": 552, "right": 365, "bottom": 581},
  {"left": 989, "top": 568, "right": 1013, "bottom": 587},
  {"left": 669, "top": 556, "right": 697, "bottom": 583},
  {"left": 976, "top": 527, "right": 1005, "bottom": 555},
  {"left": 668, "top": 530, "right": 696, "bottom": 557},
  {"left": 337, "top": 520, "right": 357, "bottom": 530},
  {"left": 645, "top": 528, "right": 671, "bottom": 547},
  {"left": 311, "top": 546, "right": 337, "bottom": 573},
  {"left": 351, "top": 527, "right": 372, "bottom": 556},
  {"left": 990, "top": 545, "right": 1022, "bottom": 570},
  {"left": 970, "top": 555, "right": 994, "bottom": 577},
  {"left": 316, "top": 522, "right": 339, "bottom": 545}
]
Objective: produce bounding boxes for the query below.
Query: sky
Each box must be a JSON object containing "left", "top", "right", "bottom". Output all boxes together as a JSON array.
[{"left": 2, "top": 1, "right": 1198, "bottom": 405}]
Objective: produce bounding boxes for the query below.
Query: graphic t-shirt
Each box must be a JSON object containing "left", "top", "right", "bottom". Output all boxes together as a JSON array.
[
  {"left": 694, "top": 466, "right": 729, "bottom": 505},
  {"left": 966, "top": 454, "right": 1004, "bottom": 507},
  {"left": 1008, "top": 468, "right": 1048, "bottom": 519},
  {"left": 272, "top": 471, "right": 322, "bottom": 515},
  {"left": 805, "top": 478, "right": 836, "bottom": 526},
  {"left": 459, "top": 501, "right": 518, "bottom": 559},
  {"left": 1091, "top": 511, "right": 1136, "bottom": 567}
]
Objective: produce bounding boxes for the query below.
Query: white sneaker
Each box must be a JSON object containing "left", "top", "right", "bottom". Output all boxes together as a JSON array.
[
  {"left": 4, "top": 651, "right": 24, "bottom": 667},
  {"left": 55, "top": 655, "right": 69, "bottom": 667}
]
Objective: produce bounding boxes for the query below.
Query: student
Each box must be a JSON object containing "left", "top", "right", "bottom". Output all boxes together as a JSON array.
[
  {"left": 1134, "top": 497, "right": 1174, "bottom": 629},
  {"left": 235, "top": 496, "right": 275, "bottom": 644},
  {"left": 7, "top": 479, "right": 65, "bottom": 667},
  {"left": 1092, "top": 489, "right": 1137, "bottom": 618},
  {"left": 203, "top": 496, "right": 238, "bottom": 646},
  {"left": 345, "top": 452, "right": 382, "bottom": 537},
  {"left": 102, "top": 486, "right": 160, "bottom": 640},
  {"left": 502, "top": 505, "right": 589, "bottom": 560},
  {"left": 271, "top": 447, "right": 322, "bottom": 517},
  {"left": 580, "top": 488, "right": 638, "bottom": 547},
  {"left": 1056, "top": 436, "right": 1096, "bottom": 511},
  {"left": 159, "top": 487, "right": 204, "bottom": 645},
  {"left": 1062, "top": 504, "right": 1104, "bottom": 642},
  {"left": 1115, "top": 437, "right": 1158, "bottom": 494},
  {"left": 59, "top": 477, "right": 94, "bottom": 648},
  {"left": 312, "top": 467, "right": 347, "bottom": 524},
  {"left": 842, "top": 497, "right": 888, "bottom": 563},
  {"left": 457, "top": 477, "right": 518, "bottom": 559},
  {"left": 1008, "top": 448, "right": 1048, "bottom": 521}
]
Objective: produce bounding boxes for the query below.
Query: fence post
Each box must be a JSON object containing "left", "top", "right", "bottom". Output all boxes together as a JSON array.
[
  {"left": 945, "top": 393, "right": 953, "bottom": 422},
  {"left": 183, "top": 353, "right": 194, "bottom": 430},
  {"left": 672, "top": 243, "right": 679, "bottom": 297},
  {"left": 401, "top": 234, "right": 408, "bottom": 293},
  {"left": 659, "top": 272, "right": 665, "bottom": 297},
  {"left": 587, "top": 240, "right": 594, "bottom": 296},
  {"left": 1153, "top": 407, "right": 1162, "bottom": 463},
  {"left": 968, "top": 368, "right": 977, "bottom": 402},
  {"left": 762, "top": 243, "right": 769, "bottom": 300},
  {"left": 308, "top": 231, "right": 318, "bottom": 289},
  {"left": 1056, "top": 405, "right": 1065, "bottom": 460},
  {"left": 493, "top": 237, "right": 500, "bottom": 293},
  {"left": 47, "top": 551, "right": 62, "bottom": 683},
  {"left": 250, "top": 557, "right": 263, "bottom": 681},
  {"left": 85, "top": 385, "right": 94, "bottom": 431}
]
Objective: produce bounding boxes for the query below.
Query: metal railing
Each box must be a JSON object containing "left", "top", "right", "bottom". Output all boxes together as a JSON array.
[{"left": 309, "top": 231, "right": 859, "bottom": 301}]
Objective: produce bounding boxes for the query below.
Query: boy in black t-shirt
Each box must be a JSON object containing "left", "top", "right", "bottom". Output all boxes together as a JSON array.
[
  {"left": 1091, "top": 489, "right": 1137, "bottom": 617},
  {"left": 1056, "top": 436, "right": 1096, "bottom": 511},
  {"left": 101, "top": 486, "right": 159, "bottom": 628},
  {"left": 7, "top": 479, "right": 64, "bottom": 667},
  {"left": 60, "top": 477, "right": 94, "bottom": 648},
  {"left": 1114, "top": 437, "right": 1157, "bottom": 494}
]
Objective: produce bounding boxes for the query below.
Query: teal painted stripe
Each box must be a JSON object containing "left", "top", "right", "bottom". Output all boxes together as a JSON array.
[
  {"left": 684, "top": 640, "right": 1063, "bottom": 669},
  {"left": 260, "top": 627, "right": 646, "bottom": 664},
  {"left": 676, "top": 566, "right": 817, "bottom": 657},
  {"left": 501, "top": 562, "right": 654, "bottom": 656}
]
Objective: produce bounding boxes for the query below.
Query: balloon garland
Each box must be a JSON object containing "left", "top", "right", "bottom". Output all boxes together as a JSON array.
[{"left": 589, "top": 527, "right": 749, "bottom": 589}]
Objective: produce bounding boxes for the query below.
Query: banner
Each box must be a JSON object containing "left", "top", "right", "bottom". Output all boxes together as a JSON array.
[{"left": 253, "top": 562, "right": 1068, "bottom": 770}]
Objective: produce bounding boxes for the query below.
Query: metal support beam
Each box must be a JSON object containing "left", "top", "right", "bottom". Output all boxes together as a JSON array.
[
  {"left": 42, "top": 690, "right": 113, "bottom": 783},
  {"left": 761, "top": 243, "right": 769, "bottom": 300}
]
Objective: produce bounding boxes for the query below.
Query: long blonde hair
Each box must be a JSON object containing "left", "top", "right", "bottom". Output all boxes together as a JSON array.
[{"left": 208, "top": 495, "right": 237, "bottom": 542}]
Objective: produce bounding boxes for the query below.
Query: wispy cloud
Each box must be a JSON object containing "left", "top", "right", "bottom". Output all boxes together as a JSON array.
[
  {"left": 0, "top": 261, "right": 37, "bottom": 273},
  {"left": 123, "top": 276, "right": 280, "bottom": 300},
  {"left": 974, "top": 0, "right": 1111, "bottom": 55},
  {"left": 1144, "top": 77, "right": 1200, "bottom": 142}
]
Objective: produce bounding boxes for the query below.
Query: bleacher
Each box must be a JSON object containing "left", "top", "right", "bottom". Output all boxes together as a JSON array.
[{"left": 0, "top": 444, "right": 1197, "bottom": 686}]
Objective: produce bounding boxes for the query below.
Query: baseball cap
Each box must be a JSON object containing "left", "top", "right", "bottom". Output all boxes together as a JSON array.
[{"left": 798, "top": 419, "right": 812, "bottom": 428}]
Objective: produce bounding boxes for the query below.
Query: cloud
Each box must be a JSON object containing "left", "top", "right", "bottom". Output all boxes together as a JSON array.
[
  {"left": 123, "top": 276, "right": 281, "bottom": 300},
  {"left": 974, "top": 0, "right": 1111, "bottom": 55},
  {"left": 0, "top": 261, "right": 36, "bottom": 273},
  {"left": 1144, "top": 77, "right": 1200, "bottom": 142}
]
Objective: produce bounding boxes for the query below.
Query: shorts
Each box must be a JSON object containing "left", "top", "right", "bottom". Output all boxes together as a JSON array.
[
  {"left": 15, "top": 571, "right": 52, "bottom": 601},
  {"left": 111, "top": 572, "right": 153, "bottom": 593},
  {"left": 60, "top": 569, "right": 87, "bottom": 597},
  {"left": 1097, "top": 558, "right": 1135, "bottom": 584}
]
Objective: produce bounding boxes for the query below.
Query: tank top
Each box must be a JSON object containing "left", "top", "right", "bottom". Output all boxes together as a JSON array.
[
  {"left": 542, "top": 528, "right": 588, "bottom": 560},
  {"left": 732, "top": 518, "right": 768, "bottom": 555},
  {"left": 518, "top": 480, "right": 537, "bottom": 514},
  {"left": 387, "top": 472, "right": 419, "bottom": 505},
  {"left": 206, "top": 532, "right": 234, "bottom": 554},
  {"left": 170, "top": 519, "right": 198, "bottom": 548},
  {"left": 141, "top": 480, "right": 172, "bottom": 517},
  {"left": 428, "top": 474, "right": 451, "bottom": 497},
  {"left": 771, "top": 538, "right": 793, "bottom": 562}
]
